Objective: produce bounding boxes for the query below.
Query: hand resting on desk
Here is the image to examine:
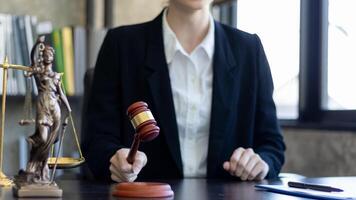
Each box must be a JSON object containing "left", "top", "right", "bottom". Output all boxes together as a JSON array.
[
  {"left": 223, "top": 147, "right": 269, "bottom": 181},
  {"left": 110, "top": 148, "right": 147, "bottom": 182}
]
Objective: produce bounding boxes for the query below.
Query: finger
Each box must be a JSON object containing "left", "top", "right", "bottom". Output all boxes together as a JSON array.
[
  {"left": 255, "top": 171, "right": 267, "bottom": 181},
  {"left": 132, "top": 152, "right": 147, "bottom": 174},
  {"left": 127, "top": 174, "right": 138, "bottom": 182},
  {"left": 228, "top": 148, "right": 245, "bottom": 174},
  {"left": 116, "top": 148, "right": 130, "bottom": 160},
  {"left": 223, "top": 161, "right": 230, "bottom": 171},
  {"left": 110, "top": 155, "right": 122, "bottom": 173},
  {"left": 120, "top": 163, "right": 133, "bottom": 173},
  {"left": 110, "top": 166, "right": 128, "bottom": 183},
  {"left": 110, "top": 156, "right": 123, "bottom": 182},
  {"left": 132, "top": 158, "right": 144, "bottom": 174},
  {"left": 234, "top": 148, "right": 254, "bottom": 177},
  {"left": 110, "top": 151, "right": 134, "bottom": 174},
  {"left": 248, "top": 162, "right": 264, "bottom": 181},
  {"left": 109, "top": 164, "right": 121, "bottom": 179},
  {"left": 240, "top": 155, "right": 259, "bottom": 181},
  {"left": 137, "top": 151, "right": 148, "bottom": 166},
  {"left": 112, "top": 157, "right": 132, "bottom": 174},
  {"left": 116, "top": 171, "right": 137, "bottom": 182},
  {"left": 255, "top": 162, "right": 269, "bottom": 181},
  {"left": 110, "top": 164, "right": 137, "bottom": 182},
  {"left": 121, "top": 171, "right": 139, "bottom": 181},
  {"left": 110, "top": 164, "right": 133, "bottom": 182},
  {"left": 115, "top": 151, "right": 135, "bottom": 173},
  {"left": 111, "top": 174, "right": 122, "bottom": 182}
]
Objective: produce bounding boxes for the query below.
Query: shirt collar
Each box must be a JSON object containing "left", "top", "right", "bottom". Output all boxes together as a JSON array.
[{"left": 162, "top": 8, "right": 215, "bottom": 64}]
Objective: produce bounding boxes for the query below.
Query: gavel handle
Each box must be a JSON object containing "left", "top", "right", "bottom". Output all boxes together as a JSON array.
[{"left": 126, "top": 134, "right": 140, "bottom": 164}]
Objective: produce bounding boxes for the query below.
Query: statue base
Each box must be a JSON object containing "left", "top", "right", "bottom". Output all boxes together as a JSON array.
[
  {"left": 12, "top": 170, "right": 62, "bottom": 198},
  {"left": 13, "top": 183, "right": 62, "bottom": 198}
]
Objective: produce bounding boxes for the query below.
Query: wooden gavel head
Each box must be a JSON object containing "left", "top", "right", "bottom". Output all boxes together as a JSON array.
[{"left": 127, "top": 101, "right": 160, "bottom": 142}]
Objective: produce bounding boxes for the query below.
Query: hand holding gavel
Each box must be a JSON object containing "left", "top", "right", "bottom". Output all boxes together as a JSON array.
[{"left": 110, "top": 102, "right": 160, "bottom": 182}]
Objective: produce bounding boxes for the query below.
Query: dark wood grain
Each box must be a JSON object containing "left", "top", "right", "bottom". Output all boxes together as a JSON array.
[{"left": 0, "top": 177, "right": 355, "bottom": 199}]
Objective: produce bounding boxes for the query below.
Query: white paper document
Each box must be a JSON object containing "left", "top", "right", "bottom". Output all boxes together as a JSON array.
[{"left": 255, "top": 184, "right": 356, "bottom": 200}]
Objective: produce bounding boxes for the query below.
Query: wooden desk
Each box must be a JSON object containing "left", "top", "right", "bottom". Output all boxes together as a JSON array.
[{"left": 0, "top": 177, "right": 354, "bottom": 199}]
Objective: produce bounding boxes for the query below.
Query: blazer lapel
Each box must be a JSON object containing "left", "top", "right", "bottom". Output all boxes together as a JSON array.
[
  {"left": 144, "top": 12, "right": 183, "bottom": 175},
  {"left": 207, "top": 21, "right": 239, "bottom": 176}
]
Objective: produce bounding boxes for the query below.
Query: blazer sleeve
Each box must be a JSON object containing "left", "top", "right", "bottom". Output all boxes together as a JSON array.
[
  {"left": 83, "top": 29, "right": 125, "bottom": 180},
  {"left": 252, "top": 34, "right": 286, "bottom": 179}
]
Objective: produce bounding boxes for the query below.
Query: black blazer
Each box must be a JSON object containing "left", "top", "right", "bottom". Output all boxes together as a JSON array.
[{"left": 83, "top": 11, "right": 285, "bottom": 181}]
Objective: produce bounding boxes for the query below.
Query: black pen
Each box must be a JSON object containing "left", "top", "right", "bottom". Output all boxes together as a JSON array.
[{"left": 288, "top": 181, "right": 344, "bottom": 192}]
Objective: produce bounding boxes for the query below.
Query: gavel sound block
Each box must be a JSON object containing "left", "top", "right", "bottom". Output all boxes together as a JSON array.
[{"left": 112, "top": 101, "right": 174, "bottom": 198}]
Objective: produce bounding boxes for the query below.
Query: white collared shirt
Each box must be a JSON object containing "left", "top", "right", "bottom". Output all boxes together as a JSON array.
[{"left": 162, "top": 9, "right": 215, "bottom": 177}]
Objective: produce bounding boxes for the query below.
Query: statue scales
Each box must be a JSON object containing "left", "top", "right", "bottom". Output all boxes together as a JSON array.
[{"left": 0, "top": 35, "right": 85, "bottom": 197}]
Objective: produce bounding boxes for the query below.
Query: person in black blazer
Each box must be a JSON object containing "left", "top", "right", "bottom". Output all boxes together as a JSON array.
[{"left": 83, "top": 0, "right": 285, "bottom": 182}]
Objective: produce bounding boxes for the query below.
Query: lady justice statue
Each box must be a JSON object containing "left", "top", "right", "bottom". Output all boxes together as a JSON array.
[{"left": 13, "top": 36, "right": 71, "bottom": 197}]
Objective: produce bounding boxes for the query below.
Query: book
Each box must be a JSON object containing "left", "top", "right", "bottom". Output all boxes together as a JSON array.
[
  {"left": 4, "top": 14, "right": 16, "bottom": 95},
  {"left": 61, "top": 26, "right": 75, "bottom": 96},
  {"left": 12, "top": 16, "right": 26, "bottom": 95},
  {"left": 74, "top": 26, "right": 87, "bottom": 95},
  {"left": 0, "top": 13, "right": 104, "bottom": 96},
  {"left": 0, "top": 14, "right": 6, "bottom": 95},
  {"left": 16, "top": 16, "right": 30, "bottom": 66},
  {"left": 51, "top": 29, "right": 66, "bottom": 90},
  {"left": 24, "top": 15, "right": 38, "bottom": 95}
]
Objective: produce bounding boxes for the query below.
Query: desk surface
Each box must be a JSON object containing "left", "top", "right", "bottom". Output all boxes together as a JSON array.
[{"left": 0, "top": 177, "right": 355, "bottom": 199}]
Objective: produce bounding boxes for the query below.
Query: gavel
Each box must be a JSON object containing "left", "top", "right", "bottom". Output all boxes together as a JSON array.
[
  {"left": 113, "top": 102, "right": 173, "bottom": 198},
  {"left": 126, "top": 101, "right": 160, "bottom": 164}
]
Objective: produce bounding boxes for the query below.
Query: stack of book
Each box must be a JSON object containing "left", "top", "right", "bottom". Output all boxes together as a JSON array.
[
  {"left": 0, "top": 13, "right": 91, "bottom": 97},
  {"left": 48, "top": 26, "right": 87, "bottom": 96},
  {"left": 0, "top": 14, "right": 37, "bottom": 96}
]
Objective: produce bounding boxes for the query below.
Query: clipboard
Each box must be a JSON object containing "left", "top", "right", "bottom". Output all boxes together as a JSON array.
[{"left": 255, "top": 184, "right": 356, "bottom": 200}]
